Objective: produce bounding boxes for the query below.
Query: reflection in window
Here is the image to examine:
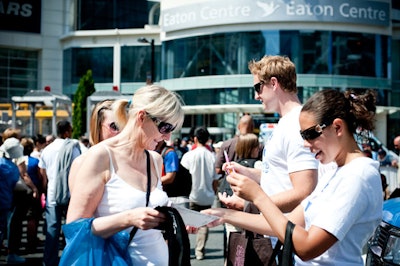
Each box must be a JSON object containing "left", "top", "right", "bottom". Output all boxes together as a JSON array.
[
  {"left": 67, "top": 48, "right": 113, "bottom": 83},
  {"left": 163, "top": 30, "right": 388, "bottom": 79},
  {"left": 121, "top": 45, "right": 160, "bottom": 83},
  {"left": 77, "top": 0, "right": 148, "bottom": 30},
  {"left": 162, "top": 32, "right": 267, "bottom": 79},
  {"left": 0, "top": 48, "right": 38, "bottom": 98}
]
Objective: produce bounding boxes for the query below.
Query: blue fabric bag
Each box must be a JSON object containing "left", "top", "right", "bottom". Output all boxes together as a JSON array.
[{"left": 59, "top": 218, "right": 132, "bottom": 266}]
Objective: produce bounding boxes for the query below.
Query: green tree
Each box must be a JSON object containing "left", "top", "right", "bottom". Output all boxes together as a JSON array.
[{"left": 72, "top": 69, "right": 95, "bottom": 139}]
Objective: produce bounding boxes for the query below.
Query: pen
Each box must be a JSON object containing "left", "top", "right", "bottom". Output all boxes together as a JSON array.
[{"left": 223, "top": 150, "right": 235, "bottom": 174}]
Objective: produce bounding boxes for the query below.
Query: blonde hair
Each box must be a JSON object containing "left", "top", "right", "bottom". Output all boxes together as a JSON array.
[
  {"left": 89, "top": 99, "right": 114, "bottom": 145},
  {"left": 235, "top": 133, "right": 259, "bottom": 159},
  {"left": 2, "top": 128, "right": 21, "bottom": 142},
  {"left": 113, "top": 85, "right": 185, "bottom": 132},
  {"left": 248, "top": 55, "right": 297, "bottom": 93}
]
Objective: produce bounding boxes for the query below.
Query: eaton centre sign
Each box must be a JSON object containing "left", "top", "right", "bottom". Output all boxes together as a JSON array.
[{"left": 161, "top": 0, "right": 390, "bottom": 32}]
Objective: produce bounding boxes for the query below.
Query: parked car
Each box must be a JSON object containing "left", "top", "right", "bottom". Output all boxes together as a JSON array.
[{"left": 366, "top": 197, "right": 400, "bottom": 265}]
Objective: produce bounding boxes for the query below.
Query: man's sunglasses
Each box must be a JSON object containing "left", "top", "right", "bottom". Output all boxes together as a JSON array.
[
  {"left": 253, "top": 82, "right": 264, "bottom": 94},
  {"left": 300, "top": 124, "right": 327, "bottom": 141},
  {"left": 147, "top": 113, "right": 176, "bottom": 134}
]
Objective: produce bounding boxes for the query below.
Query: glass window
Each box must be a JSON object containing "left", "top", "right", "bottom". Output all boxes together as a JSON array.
[
  {"left": 163, "top": 30, "right": 388, "bottom": 79},
  {"left": 76, "top": 0, "right": 149, "bottom": 30},
  {"left": 0, "top": 48, "right": 38, "bottom": 99},
  {"left": 121, "top": 45, "right": 160, "bottom": 83},
  {"left": 331, "top": 32, "right": 377, "bottom": 77},
  {"left": 66, "top": 47, "right": 113, "bottom": 84},
  {"left": 162, "top": 32, "right": 267, "bottom": 79}
]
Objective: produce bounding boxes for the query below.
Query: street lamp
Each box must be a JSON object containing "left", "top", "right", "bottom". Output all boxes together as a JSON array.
[{"left": 138, "top": 37, "right": 155, "bottom": 84}]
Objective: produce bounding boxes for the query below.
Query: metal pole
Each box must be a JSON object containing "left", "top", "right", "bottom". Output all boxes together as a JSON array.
[{"left": 150, "top": 39, "right": 155, "bottom": 84}]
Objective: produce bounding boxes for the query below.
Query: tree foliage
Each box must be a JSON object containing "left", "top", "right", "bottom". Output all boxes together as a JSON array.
[{"left": 72, "top": 69, "right": 95, "bottom": 139}]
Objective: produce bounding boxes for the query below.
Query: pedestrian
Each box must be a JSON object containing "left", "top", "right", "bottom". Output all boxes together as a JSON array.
[
  {"left": 2, "top": 129, "right": 38, "bottom": 264},
  {"left": 0, "top": 138, "right": 25, "bottom": 264},
  {"left": 377, "top": 148, "right": 392, "bottom": 167},
  {"left": 215, "top": 55, "right": 318, "bottom": 264},
  {"left": 31, "top": 134, "right": 46, "bottom": 159},
  {"left": 45, "top": 135, "right": 55, "bottom": 145},
  {"left": 181, "top": 126, "right": 220, "bottom": 260},
  {"left": 234, "top": 133, "right": 262, "bottom": 169},
  {"left": 68, "top": 99, "right": 120, "bottom": 194},
  {"left": 65, "top": 85, "right": 184, "bottom": 265},
  {"left": 215, "top": 114, "right": 255, "bottom": 176},
  {"left": 215, "top": 114, "right": 255, "bottom": 198},
  {"left": 393, "top": 135, "right": 400, "bottom": 180},
  {"left": 20, "top": 137, "right": 44, "bottom": 252},
  {"left": 39, "top": 120, "right": 81, "bottom": 266},
  {"left": 88, "top": 99, "right": 120, "bottom": 146},
  {"left": 155, "top": 140, "right": 179, "bottom": 186},
  {"left": 173, "top": 137, "right": 187, "bottom": 160},
  {"left": 205, "top": 89, "right": 382, "bottom": 265}
]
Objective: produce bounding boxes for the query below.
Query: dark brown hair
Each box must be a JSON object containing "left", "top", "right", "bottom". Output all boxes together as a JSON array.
[{"left": 301, "top": 89, "right": 376, "bottom": 134}]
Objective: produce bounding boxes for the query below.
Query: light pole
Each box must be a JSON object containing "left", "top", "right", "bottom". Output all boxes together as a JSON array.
[{"left": 138, "top": 37, "right": 155, "bottom": 84}]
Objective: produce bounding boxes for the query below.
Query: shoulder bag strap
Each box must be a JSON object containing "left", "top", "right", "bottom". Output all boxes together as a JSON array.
[
  {"left": 129, "top": 150, "right": 151, "bottom": 242},
  {"left": 281, "top": 220, "right": 295, "bottom": 266},
  {"left": 268, "top": 220, "right": 295, "bottom": 266}
]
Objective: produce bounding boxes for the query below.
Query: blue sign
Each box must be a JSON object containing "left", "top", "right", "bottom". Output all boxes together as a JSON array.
[{"left": 162, "top": 0, "right": 390, "bottom": 32}]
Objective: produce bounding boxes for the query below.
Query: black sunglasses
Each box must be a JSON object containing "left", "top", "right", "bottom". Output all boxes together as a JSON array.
[
  {"left": 300, "top": 124, "right": 327, "bottom": 141},
  {"left": 108, "top": 122, "right": 119, "bottom": 132},
  {"left": 253, "top": 82, "right": 264, "bottom": 94},
  {"left": 147, "top": 113, "right": 176, "bottom": 134}
]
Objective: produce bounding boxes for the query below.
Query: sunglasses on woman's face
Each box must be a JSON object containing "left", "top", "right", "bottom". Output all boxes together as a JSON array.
[
  {"left": 108, "top": 122, "right": 119, "bottom": 132},
  {"left": 147, "top": 113, "right": 176, "bottom": 134},
  {"left": 300, "top": 124, "right": 327, "bottom": 141}
]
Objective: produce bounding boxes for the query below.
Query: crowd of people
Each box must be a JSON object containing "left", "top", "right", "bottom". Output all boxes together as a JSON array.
[{"left": 0, "top": 55, "right": 400, "bottom": 266}]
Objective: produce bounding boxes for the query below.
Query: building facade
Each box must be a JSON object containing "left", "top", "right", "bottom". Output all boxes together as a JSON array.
[{"left": 1, "top": 0, "right": 400, "bottom": 145}]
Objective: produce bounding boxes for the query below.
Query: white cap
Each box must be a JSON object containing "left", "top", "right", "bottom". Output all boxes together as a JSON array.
[{"left": 0, "top": 137, "right": 23, "bottom": 159}]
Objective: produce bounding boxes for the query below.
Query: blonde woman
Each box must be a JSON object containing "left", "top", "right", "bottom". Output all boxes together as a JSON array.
[
  {"left": 66, "top": 85, "right": 185, "bottom": 265},
  {"left": 68, "top": 99, "right": 120, "bottom": 193}
]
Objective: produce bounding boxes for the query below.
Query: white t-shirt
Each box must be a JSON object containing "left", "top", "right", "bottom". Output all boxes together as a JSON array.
[
  {"left": 297, "top": 157, "right": 382, "bottom": 265},
  {"left": 260, "top": 106, "right": 319, "bottom": 195},
  {"left": 181, "top": 146, "right": 219, "bottom": 206},
  {"left": 38, "top": 138, "right": 81, "bottom": 206}
]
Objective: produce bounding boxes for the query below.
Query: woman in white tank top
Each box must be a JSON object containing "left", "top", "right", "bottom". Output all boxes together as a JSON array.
[{"left": 66, "top": 85, "right": 185, "bottom": 266}]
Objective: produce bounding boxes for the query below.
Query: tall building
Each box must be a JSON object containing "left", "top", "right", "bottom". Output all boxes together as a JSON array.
[{"left": 1, "top": 0, "right": 399, "bottom": 145}]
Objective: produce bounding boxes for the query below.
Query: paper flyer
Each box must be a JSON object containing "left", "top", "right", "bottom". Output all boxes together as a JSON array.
[{"left": 172, "top": 204, "right": 219, "bottom": 228}]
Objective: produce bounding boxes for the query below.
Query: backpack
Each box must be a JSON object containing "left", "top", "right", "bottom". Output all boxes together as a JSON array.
[
  {"left": 161, "top": 147, "right": 192, "bottom": 197},
  {"left": 55, "top": 139, "right": 81, "bottom": 206},
  {"left": 236, "top": 158, "right": 258, "bottom": 168},
  {"left": 219, "top": 158, "right": 258, "bottom": 197}
]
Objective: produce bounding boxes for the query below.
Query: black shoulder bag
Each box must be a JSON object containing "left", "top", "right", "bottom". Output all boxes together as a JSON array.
[
  {"left": 128, "top": 150, "right": 151, "bottom": 242},
  {"left": 268, "top": 220, "right": 295, "bottom": 266}
]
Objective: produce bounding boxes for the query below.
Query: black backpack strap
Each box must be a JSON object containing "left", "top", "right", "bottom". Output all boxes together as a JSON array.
[{"left": 129, "top": 150, "right": 151, "bottom": 243}]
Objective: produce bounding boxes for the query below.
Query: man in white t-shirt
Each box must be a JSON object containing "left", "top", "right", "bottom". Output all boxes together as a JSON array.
[
  {"left": 217, "top": 56, "right": 319, "bottom": 260},
  {"left": 39, "top": 120, "right": 81, "bottom": 266},
  {"left": 181, "top": 126, "right": 220, "bottom": 260}
]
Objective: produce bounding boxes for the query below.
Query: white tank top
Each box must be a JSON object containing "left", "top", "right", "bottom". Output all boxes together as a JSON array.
[{"left": 95, "top": 146, "right": 169, "bottom": 266}]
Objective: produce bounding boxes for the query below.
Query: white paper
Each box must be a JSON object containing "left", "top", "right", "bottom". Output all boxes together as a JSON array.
[
  {"left": 168, "top": 197, "right": 190, "bottom": 205},
  {"left": 173, "top": 204, "right": 219, "bottom": 228}
]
